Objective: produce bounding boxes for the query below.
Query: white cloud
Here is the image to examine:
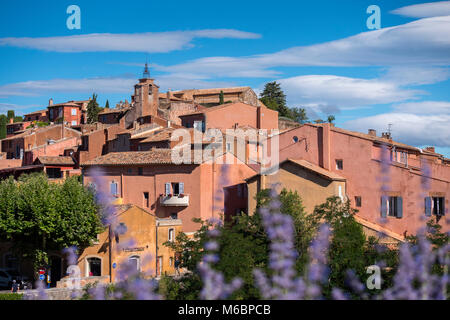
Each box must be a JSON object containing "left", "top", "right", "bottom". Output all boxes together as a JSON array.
[
  {"left": 0, "top": 29, "right": 261, "bottom": 53},
  {"left": 276, "top": 75, "right": 421, "bottom": 109},
  {"left": 381, "top": 67, "right": 450, "bottom": 86},
  {"left": 0, "top": 75, "right": 234, "bottom": 98},
  {"left": 345, "top": 113, "right": 450, "bottom": 148},
  {"left": 159, "top": 16, "right": 450, "bottom": 78},
  {"left": 0, "top": 103, "right": 40, "bottom": 115},
  {"left": 392, "top": 100, "right": 450, "bottom": 114},
  {"left": 391, "top": 1, "right": 450, "bottom": 18}
]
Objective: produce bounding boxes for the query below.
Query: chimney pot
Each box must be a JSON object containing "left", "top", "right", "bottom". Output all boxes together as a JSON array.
[
  {"left": 49, "top": 98, "right": 53, "bottom": 106},
  {"left": 368, "top": 129, "right": 376, "bottom": 136},
  {"left": 425, "top": 146, "right": 435, "bottom": 153}
]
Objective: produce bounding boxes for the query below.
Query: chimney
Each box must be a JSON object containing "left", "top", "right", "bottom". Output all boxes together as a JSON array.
[
  {"left": 9, "top": 118, "right": 13, "bottom": 124},
  {"left": 49, "top": 98, "right": 53, "bottom": 106},
  {"left": 167, "top": 90, "right": 171, "bottom": 100},
  {"left": 425, "top": 146, "right": 435, "bottom": 153},
  {"left": 368, "top": 129, "right": 377, "bottom": 136},
  {"left": 381, "top": 132, "right": 392, "bottom": 140}
]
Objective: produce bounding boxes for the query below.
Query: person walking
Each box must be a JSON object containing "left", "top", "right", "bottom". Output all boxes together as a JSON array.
[{"left": 11, "top": 280, "right": 19, "bottom": 293}]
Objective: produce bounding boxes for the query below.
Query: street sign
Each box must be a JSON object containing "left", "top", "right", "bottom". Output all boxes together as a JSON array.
[{"left": 39, "top": 274, "right": 45, "bottom": 281}]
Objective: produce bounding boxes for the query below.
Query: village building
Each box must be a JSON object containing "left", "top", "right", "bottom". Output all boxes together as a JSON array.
[
  {"left": 248, "top": 122, "right": 450, "bottom": 241},
  {"left": 47, "top": 98, "right": 90, "bottom": 126},
  {"left": 81, "top": 149, "right": 256, "bottom": 232},
  {"left": 6, "top": 118, "right": 32, "bottom": 137},
  {"left": 23, "top": 109, "right": 48, "bottom": 123},
  {"left": 1, "top": 124, "right": 81, "bottom": 161},
  {"left": 56, "top": 204, "right": 183, "bottom": 287}
]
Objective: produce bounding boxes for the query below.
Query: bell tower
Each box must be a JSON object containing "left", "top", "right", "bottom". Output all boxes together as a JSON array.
[{"left": 133, "top": 62, "right": 159, "bottom": 118}]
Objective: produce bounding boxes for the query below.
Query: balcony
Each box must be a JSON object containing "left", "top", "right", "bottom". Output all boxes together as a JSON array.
[{"left": 159, "top": 194, "right": 189, "bottom": 206}]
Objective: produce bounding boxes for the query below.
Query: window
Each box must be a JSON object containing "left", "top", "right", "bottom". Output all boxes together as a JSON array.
[
  {"left": 168, "top": 228, "right": 175, "bottom": 242},
  {"left": 425, "top": 197, "right": 445, "bottom": 216},
  {"left": 171, "top": 213, "right": 178, "bottom": 219},
  {"left": 86, "top": 257, "right": 101, "bottom": 277},
  {"left": 166, "top": 182, "right": 184, "bottom": 196},
  {"left": 293, "top": 136, "right": 299, "bottom": 143},
  {"left": 355, "top": 196, "right": 362, "bottom": 207},
  {"left": 169, "top": 257, "right": 174, "bottom": 267},
  {"left": 46, "top": 168, "right": 62, "bottom": 179},
  {"left": 138, "top": 167, "right": 143, "bottom": 176},
  {"left": 71, "top": 120, "right": 77, "bottom": 126},
  {"left": 110, "top": 181, "right": 118, "bottom": 196},
  {"left": 226, "top": 142, "right": 232, "bottom": 152},
  {"left": 71, "top": 108, "right": 77, "bottom": 116},
  {"left": 144, "top": 192, "right": 149, "bottom": 207},
  {"left": 391, "top": 149, "right": 408, "bottom": 165},
  {"left": 336, "top": 159, "right": 343, "bottom": 170},
  {"left": 129, "top": 256, "right": 140, "bottom": 272},
  {"left": 381, "top": 196, "right": 403, "bottom": 218}
]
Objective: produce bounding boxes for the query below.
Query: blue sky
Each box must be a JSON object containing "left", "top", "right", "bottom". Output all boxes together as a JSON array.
[{"left": 0, "top": 0, "right": 449, "bottom": 156}]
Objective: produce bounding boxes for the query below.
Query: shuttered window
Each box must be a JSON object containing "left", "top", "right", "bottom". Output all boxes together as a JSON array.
[{"left": 381, "top": 196, "right": 403, "bottom": 218}]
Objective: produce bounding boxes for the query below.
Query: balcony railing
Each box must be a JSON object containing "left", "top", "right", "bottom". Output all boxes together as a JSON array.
[{"left": 159, "top": 194, "right": 189, "bottom": 206}]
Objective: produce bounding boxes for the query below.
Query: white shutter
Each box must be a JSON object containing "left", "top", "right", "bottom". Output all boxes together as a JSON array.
[{"left": 165, "top": 182, "right": 171, "bottom": 195}]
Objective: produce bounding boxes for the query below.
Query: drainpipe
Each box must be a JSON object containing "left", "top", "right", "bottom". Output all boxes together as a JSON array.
[
  {"left": 108, "top": 225, "right": 112, "bottom": 283},
  {"left": 155, "top": 221, "right": 159, "bottom": 277}
]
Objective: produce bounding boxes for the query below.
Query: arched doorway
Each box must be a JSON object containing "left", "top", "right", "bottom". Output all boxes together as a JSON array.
[
  {"left": 128, "top": 256, "right": 140, "bottom": 273},
  {"left": 86, "top": 257, "right": 102, "bottom": 277}
]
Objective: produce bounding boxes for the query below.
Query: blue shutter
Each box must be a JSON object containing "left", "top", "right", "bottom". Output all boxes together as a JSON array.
[
  {"left": 110, "top": 182, "right": 117, "bottom": 196},
  {"left": 165, "top": 182, "right": 171, "bottom": 195},
  {"left": 179, "top": 182, "right": 184, "bottom": 195},
  {"left": 380, "top": 196, "right": 388, "bottom": 218},
  {"left": 425, "top": 197, "right": 432, "bottom": 216},
  {"left": 396, "top": 197, "right": 403, "bottom": 218}
]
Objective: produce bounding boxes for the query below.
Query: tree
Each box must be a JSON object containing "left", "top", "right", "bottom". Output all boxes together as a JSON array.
[
  {"left": 260, "top": 81, "right": 287, "bottom": 111},
  {"left": 164, "top": 188, "right": 317, "bottom": 299},
  {"left": 0, "top": 173, "right": 103, "bottom": 274},
  {"left": 327, "top": 115, "right": 335, "bottom": 124},
  {"left": 105, "top": 100, "right": 110, "bottom": 109},
  {"left": 219, "top": 91, "right": 224, "bottom": 105},
  {"left": 7, "top": 110, "right": 14, "bottom": 121},
  {"left": 87, "top": 93, "right": 101, "bottom": 124},
  {"left": 290, "top": 107, "right": 309, "bottom": 124},
  {"left": 0, "top": 115, "right": 6, "bottom": 139},
  {"left": 312, "top": 197, "right": 397, "bottom": 298},
  {"left": 14, "top": 116, "right": 23, "bottom": 123}
]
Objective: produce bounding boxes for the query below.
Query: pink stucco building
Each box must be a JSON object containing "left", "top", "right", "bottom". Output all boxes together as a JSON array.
[{"left": 270, "top": 123, "right": 449, "bottom": 238}]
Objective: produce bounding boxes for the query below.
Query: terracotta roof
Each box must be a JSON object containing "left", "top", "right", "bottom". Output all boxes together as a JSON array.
[
  {"left": 287, "top": 159, "right": 346, "bottom": 181},
  {"left": 173, "top": 87, "right": 251, "bottom": 96},
  {"left": 245, "top": 158, "right": 346, "bottom": 182},
  {"left": 179, "top": 102, "right": 257, "bottom": 117},
  {"left": 36, "top": 156, "right": 75, "bottom": 166},
  {"left": 139, "top": 127, "right": 177, "bottom": 143},
  {"left": 1, "top": 124, "right": 81, "bottom": 141},
  {"left": 24, "top": 109, "right": 47, "bottom": 116},
  {"left": 81, "top": 148, "right": 229, "bottom": 167},
  {"left": 98, "top": 107, "right": 130, "bottom": 115},
  {"left": 81, "top": 149, "right": 175, "bottom": 166}
]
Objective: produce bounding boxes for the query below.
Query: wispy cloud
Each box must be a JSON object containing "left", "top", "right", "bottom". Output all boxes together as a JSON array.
[
  {"left": 0, "top": 103, "right": 40, "bottom": 115},
  {"left": 391, "top": 1, "right": 450, "bottom": 18},
  {"left": 344, "top": 113, "right": 450, "bottom": 148},
  {"left": 392, "top": 100, "right": 450, "bottom": 114},
  {"left": 0, "top": 75, "right": 234, "bottom": 98},
  {"left": 381, "top": 66, "right": 450, "bottom": 86},
  {"left": 276, "top": 74, "right": 421, "bottom": 109},
  {"left": 157, "top": 16, "right": 450, "bottom": 78},
  {"left": 0, "top": 29, "right": 261, "bottom": 53}
]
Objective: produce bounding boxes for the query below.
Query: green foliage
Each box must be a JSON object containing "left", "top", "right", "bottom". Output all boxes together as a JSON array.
[
  {"left": 87, "top": 93, "right": 102, "bottom": 124},
  {"left": 0, "top": 173, "right": 103, "bottom": 274},
  {"left": 327, "top": 115, "right": 335, "bottom": 123},
  {"left": 7, "top": 110, "right": 14, "bottom": 120},
  {"left": 164, "top": 188, "right": 317, "bottom": 299},
  {"left": 260, "top": 82, "right": 309, "bottom": 123},
  {"left": 0, "top": 293, "right": 23, "bottom": 300},
  {"left": 0, "top": 114, "right": 6, "bottom": 139},
  {"left": 158, "top": 274, "right": 203, "bottom": 300},
  {"left": 312, "top": 197, "right": 397, "bottom": 297},
  {"left": 14, "top": 116, "right": 23, "bottom": 123},
  {"left": 219, "top": 91, "right": 224, "bottom": 105},
  {"left": 105, "top": 100, "right": 110, "bottom": 109}
]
